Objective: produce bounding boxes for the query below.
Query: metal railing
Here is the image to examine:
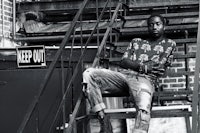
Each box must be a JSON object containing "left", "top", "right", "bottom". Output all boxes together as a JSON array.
[
  {"left": 16, "top": 0, "right": 126, "bottom": 132},
  {"left": 65, "top": 2, "right": 124, "bottom": 133},
  {"left": 17, "top": 0, "right": 90, "bottom": 132}
]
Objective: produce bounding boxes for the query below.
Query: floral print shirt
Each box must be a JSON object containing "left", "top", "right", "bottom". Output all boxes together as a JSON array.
[{"left": 122, "top": 38, "right": 176, "bottom": 77}]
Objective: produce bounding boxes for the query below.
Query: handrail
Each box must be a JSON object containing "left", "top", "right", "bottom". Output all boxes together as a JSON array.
[
  {"left": 92, "top": 3, "right": 122, "bottom": 67},
  {"left": 17, "top": 0, "right": 90, "bottom": 132},
  {"left": 64, "top": 2, "right": 123, "bottom": 133},
  {"left": 49, "top": 0, "right": 111, "bottom": 132}
]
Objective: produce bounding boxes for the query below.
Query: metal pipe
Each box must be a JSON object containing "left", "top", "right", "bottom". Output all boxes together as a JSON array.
[
  {"left": 61, "top": 55, "right": 66, "bottom": 132},
  {"left": 13, "top": 0, "right": 16, "bottom": 40},
  {"left": 192, "top": 0, "right": 200, "bottom": 132},
  {"left": 1, "top": 0, "right": 4, "bottom": 40}
]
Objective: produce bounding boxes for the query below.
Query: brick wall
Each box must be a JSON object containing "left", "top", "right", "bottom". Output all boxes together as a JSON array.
[
  {"left": 160, "top": 42, "right": 196, "bottom": 92},
  {"left": 0, "top": 0, "right": 13, "bottom": 38}
]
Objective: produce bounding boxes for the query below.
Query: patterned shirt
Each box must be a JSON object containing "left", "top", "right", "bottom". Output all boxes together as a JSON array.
[{"left": 122, "top": 38, "right": 176, "bottom": 77}]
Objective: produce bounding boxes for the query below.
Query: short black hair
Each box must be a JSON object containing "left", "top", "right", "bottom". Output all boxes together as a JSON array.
[{"left": 147, "top": 13, "right": 168, "bottom": 25}]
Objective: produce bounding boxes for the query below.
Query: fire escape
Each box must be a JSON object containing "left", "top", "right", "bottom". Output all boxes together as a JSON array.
[{"left": 10, "top": 0, "right": 200, "bottom": 133}]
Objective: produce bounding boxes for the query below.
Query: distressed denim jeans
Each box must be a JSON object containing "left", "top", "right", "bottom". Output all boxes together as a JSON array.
[
  {"left": 83, "top": 67, "right": 155, "bottom": 112},
  {"left": 83, "top": 67, "right": 155, "bottom": 132}
]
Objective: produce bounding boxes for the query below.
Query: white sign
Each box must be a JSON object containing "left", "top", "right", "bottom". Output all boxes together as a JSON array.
[{"left": 16, "top": 45, "right": 46, "bottom": 68}]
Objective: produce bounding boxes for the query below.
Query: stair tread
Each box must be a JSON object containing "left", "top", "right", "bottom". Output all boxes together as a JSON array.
[{"left": 104, "top": 105, "right": 191, "bottom": 113}]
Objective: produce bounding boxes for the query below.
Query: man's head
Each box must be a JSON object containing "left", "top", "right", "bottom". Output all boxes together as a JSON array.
[{"left": 147, "top": 14, "right": 166, "bottom": 39}]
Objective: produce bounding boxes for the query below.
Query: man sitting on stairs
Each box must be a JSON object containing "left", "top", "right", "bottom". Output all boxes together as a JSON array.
[{"left": 82, "top": 13, "right": 176, "bottom": 133}]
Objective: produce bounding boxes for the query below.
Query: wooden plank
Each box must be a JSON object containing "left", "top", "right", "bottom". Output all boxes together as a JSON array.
[
  {"left": 128, "top": 1, "right": 198, "bottom": 9},
  {"left": 87, "top": 105, "right": 192, "bottom": 119},
  {"left": 154, "top": 90, "right": 193, "bottom": 96},
  {"left": 88, "top": 111, "right": 191, "bottom": 119},
  {"left": 17, "top": 0, "right": 121, "bottom": 12},
  {"left": 88, "top": 110, "right": 191, "bottom": 119},
  {"left": 108, "top": 111, "right": 191, "bottom": 119},
  {"left": 104, "top": 105, "right": 191, "bottom": 113},
  {"left": 121, "top": 24, "right": 198, "bottom": 34},
  {"left": 102, "top": 88, "right": 193, "bottom": 98},
  {"left": 124, "top": 17, "right": 198, "bottom": 28},
  {"left": 154, "top": 96, "right": 189, "bottom": 101},
  {"left": 14, "top": 33, "right": 117, "bottom": 42},
  {"left": 125, "top": 12, "right": 199, "bottom": 20}
]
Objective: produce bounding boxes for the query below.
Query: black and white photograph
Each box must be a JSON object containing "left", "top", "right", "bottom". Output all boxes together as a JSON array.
[{"left": 0, "top": 0, "right": 199, "bottom": 133}]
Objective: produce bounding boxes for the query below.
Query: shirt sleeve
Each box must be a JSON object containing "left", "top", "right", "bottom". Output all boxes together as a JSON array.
[
  {"left": 120, "top": 38, "right": 142, "bottom": 72},
  {"left": 122, "top": 39, "right": 136, "bottom": 59}
]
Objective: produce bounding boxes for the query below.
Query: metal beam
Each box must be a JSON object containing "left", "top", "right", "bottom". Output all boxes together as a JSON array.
[
  {"left": 16, "top": 0, "right": 120, "bottom": 13},
  {"left": 14, "top": 33, "right": 117, "bottom": 42}
]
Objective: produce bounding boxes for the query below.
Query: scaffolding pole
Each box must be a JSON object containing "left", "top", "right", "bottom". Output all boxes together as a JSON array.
[{"left": 192, "top": 1, "right": 200, "bottom": 133}]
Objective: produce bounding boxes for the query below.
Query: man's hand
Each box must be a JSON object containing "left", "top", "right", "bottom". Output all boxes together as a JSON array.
[{"left": 151, "top": 66, "right": 165, "bottom": 76}]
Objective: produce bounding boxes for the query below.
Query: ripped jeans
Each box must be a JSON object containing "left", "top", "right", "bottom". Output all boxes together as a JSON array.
[{"left": 83, "top": 67, "right": 156, "bottom": 132}]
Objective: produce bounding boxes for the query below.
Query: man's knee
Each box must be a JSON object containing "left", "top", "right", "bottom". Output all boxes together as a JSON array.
[
  {"left": 83, "top": 67, "right": 95, "bottom": 76},
  {"left": 133, "top": 88, "right": 153, "bottom": 133},
  {"left": 82, "top": 68, "right": 94, "bottom": 95},
  {"left": 83, "top": 67, "right": 95, "bottom": 83},
  {"left": 134, "top": 88, "right": 153, "bottom": 113}
]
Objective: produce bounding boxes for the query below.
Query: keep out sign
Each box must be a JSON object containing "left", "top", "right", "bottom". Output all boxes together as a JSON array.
[{"left": 16, "top": 45, "right": 46, "bottom": 68}]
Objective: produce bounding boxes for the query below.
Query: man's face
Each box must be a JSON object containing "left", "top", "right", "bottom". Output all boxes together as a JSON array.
[{"left": 148, "top": 16, "right": 165, "bottom": 39}]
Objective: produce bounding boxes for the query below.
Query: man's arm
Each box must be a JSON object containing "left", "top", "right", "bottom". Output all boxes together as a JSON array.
[
  {"left": 120, "top": 39, "right": 176, "bottom": 76},
  {"left": 119, "top": 38, "right": 142, "bottom": 72},
  {"left": 120, "top": 58, "right": 141, "bottom": 72},
  {"left": 120, "top": 57, "right": 165, "bottom": 75}
]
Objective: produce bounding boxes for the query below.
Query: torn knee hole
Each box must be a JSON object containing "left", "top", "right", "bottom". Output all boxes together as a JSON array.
[{"left": 138, "top": 109, "right": 150, "bottom": 121}]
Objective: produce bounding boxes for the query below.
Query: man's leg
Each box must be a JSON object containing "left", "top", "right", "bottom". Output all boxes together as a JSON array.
[
  {"left": 133, "top": 91, "right": 152, "bottom": 133},
  {"left": 127, "top": 75, "right": 154, "bottom": 133},
  {"left": 82, "top": 81, "right": 110, "bottom": 133},
  {"left": 82, "top": 68, "right": 128, "bottom": 133}
]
